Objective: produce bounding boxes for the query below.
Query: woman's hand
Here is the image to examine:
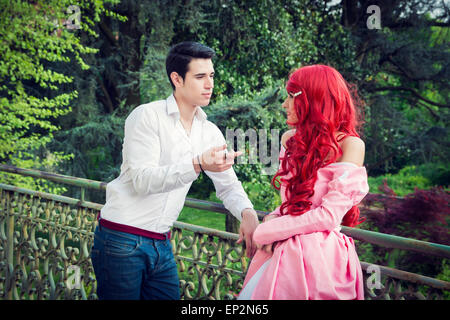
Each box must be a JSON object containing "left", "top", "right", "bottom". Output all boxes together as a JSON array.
[{"left": 256, "top": 242, "right": 278, "bottom": 254}]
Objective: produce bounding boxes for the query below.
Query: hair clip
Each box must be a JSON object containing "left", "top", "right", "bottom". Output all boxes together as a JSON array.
[{"left": 292, "top": 90, "right": 302, "bottom": 97}]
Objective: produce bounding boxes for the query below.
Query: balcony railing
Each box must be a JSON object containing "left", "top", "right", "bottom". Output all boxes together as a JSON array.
[{"left": 0, "top": 164, "right": 449, "bottom": 300}]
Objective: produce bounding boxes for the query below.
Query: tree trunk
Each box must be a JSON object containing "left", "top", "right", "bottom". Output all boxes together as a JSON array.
[{"left": 119, "top": 13, "right": 142, "bottom": 109}]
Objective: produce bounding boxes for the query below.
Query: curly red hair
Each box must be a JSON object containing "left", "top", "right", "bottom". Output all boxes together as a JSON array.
[{"left": 272, "top": 65, "right": 364, "bottom": 227}]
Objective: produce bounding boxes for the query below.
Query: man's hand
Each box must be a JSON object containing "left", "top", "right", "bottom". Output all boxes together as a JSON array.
[
  {"left": 194, "top": 144, "right": 242, "bottom": 173},
  {"left": 237, "top": 208, "right": 259, "bottom": 258}
]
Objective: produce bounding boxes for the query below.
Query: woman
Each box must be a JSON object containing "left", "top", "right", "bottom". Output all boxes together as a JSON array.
[{"left": 238, "top": 65, "right": 369, "bottom": 300}]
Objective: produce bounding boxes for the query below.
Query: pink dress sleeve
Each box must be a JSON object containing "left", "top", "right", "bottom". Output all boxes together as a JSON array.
[{"left": 253, "top": 164, "right": 369, "bottom": 246}]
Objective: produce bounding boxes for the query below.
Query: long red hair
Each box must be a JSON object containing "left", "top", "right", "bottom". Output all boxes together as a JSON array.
[{"left": 272, "top": 65, "right": 364, "bottom": 227}]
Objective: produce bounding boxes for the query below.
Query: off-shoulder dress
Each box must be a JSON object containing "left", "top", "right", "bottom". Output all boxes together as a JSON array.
[{"left": 238, "top": 146, "right": 369, "bottom": 300}]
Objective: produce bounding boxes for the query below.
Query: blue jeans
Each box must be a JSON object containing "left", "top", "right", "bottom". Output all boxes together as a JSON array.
[{"left": 90, "top": 225, "right": 180, "bottom": 300}]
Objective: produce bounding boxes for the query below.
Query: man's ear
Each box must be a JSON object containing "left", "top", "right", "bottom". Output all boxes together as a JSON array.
[{"left": 170, "top": 71, "right": 184, "bottom": 89}]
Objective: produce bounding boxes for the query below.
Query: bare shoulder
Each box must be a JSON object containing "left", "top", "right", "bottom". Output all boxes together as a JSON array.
[
  {"left": 338, "top": 136, "right": 365, "bottom": 167},
  {"left": 281, "top": 129, "right": 296, "bottom": 148}
]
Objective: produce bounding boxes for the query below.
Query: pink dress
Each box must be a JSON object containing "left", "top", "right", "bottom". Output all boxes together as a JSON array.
[{"left": 238, "top": 147, "right": 369, "bottom": 300}]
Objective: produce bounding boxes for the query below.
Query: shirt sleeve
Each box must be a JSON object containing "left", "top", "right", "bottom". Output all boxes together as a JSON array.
[
  {"left": 253, "top": 165, "right": 369, "bottom": 245},
  {"left": 205, "top": 168, "right": 254, "bottom": 221},
  {"left": 203, "top": 124, "right": 254, "bottom": 221},
  {"left": 123, "top": 106, "right": 198, "bottom": 195}
]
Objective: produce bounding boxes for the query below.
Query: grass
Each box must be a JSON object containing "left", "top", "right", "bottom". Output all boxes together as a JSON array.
[{"left": 178, "top": 206, "right": 226, "bottom": 231}]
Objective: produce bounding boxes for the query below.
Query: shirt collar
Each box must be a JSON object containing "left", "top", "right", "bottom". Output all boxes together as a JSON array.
[{"left": 166, "top": 94, "right": 208, "bottom": 122}]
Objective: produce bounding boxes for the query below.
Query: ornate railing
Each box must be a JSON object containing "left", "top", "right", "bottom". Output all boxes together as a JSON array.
[{"left": 0, "top": 164, "right": 449, "bottom": 300}]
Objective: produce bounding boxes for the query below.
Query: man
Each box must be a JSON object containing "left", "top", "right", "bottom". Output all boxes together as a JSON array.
[{"left": 91, "top": 41, "right": 259, "bottom": 300}]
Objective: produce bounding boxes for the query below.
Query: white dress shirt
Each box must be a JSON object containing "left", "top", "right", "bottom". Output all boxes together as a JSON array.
[{"left": 100, "top": 94, "right": 254, "bottom": 233}]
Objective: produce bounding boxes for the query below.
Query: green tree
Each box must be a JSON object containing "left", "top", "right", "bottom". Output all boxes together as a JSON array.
[
  {"left": 339, "top": 0, "right": 449, "bottom": 174},
  {"left": 0, "top": 0, "right": 125, "bottom": 191}
]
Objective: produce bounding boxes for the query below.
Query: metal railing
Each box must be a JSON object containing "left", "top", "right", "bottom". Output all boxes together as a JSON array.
[{"left": 0, "top": 164, "right": 449, "bottom": 300}]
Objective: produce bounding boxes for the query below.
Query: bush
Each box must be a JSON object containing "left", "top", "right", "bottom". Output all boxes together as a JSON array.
[
  {"left": 415, "top": 163, "right": 450, "bottom": 187},
  {"left": 368, "top": 163, "right": 449, "bottom": 196},
  {"left": 362, "top": 186, "right": 450, "bottom": 277}
]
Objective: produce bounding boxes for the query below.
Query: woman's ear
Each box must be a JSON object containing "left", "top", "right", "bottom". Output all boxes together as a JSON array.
[{"left": 170, "top": 71, "right": 184, "bottom": 89}]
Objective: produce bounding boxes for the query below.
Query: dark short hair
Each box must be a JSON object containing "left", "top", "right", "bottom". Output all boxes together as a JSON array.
[{"left": 165, "top": 41, "right": 215, "bottom": 89}]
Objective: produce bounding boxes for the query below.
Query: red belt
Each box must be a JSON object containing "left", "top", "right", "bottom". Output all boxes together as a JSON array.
[{"left": 97, "top": 214, "right": 171, "bottom": 240}]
